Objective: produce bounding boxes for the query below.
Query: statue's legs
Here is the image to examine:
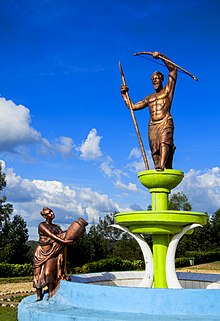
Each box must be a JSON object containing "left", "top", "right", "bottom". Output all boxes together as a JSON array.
[
  {"left": 36, "top": 288, "right": 43, "bottom": 301},
  {"left": 44, "top": 258, "right": 58, "bottom": 297},
  {"left": 159, "top": 143, "right": 170, "bottom": 170},
  {"left": 48, "top": 283, "right": 57, "bottom": 298},
  {"left": 152, "top": 144, "right": 174, "bottom": 170},
  {"left": 165, "top": 145, "right": 175, "bottom": 169},
  {"left": 159, "top": 143, "right": 175, "bottom": 170},
  {"left": 33, "top": 266, "right": 44, "bottom": 301},
  {"left": 152, "top": 154, "right": 161, "bottom": 170}
]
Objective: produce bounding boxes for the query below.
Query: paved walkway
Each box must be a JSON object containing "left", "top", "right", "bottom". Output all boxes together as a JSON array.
[{"left": 0, "top": 282, "right": 34, "bottom": 295}]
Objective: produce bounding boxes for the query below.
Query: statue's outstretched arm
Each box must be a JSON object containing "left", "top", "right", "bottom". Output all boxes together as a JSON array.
[
  {"left": 39, "top": 223, "right": 72, "bottom": 244},
  {"left": 120, "top": 85, "right": 148, "bottom": 111}
]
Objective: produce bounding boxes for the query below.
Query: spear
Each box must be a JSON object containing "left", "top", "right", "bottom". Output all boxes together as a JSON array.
[
  {"left": 119, "top": 61, "right": 149, "bottom": 171},
  {"left": 133, "top": 51, "right": 198, "bottom": 81}
]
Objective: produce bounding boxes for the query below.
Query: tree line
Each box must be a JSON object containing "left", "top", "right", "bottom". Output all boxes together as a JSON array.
[{"left": 0, "top": 164, "right": 219, "bottom": 268}]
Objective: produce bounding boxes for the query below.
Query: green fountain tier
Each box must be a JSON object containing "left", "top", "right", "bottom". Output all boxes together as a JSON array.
[
  {"left": 115, "top": 169, "right": 207, "bottom": 234},
  {"left": 115, "top": 210, "right": 208, "bottom": 234},
  {"left": 138, "top": 169, "right": 184, "bottom": 193},
  {"left": 115, "top": 169, "right": 208, "bottom": 288}
]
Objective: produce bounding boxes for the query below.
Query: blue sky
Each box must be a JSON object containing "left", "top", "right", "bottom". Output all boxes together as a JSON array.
[{"left": 0, "top": 0, "right": 220, "bottom": 239}]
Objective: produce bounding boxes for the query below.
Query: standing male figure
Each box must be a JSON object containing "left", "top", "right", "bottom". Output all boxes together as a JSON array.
[{"left": 120, "top": 51, "right": 177, "bottom": 171}]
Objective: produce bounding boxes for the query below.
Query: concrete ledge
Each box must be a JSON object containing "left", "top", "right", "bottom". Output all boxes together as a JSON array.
[{"left": 70, "top": 271, "right": 220, "bottom": 289}]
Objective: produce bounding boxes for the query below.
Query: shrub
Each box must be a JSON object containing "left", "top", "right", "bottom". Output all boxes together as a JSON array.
[
  {"left": 0, "top": 263, "right": 33, "bottom": 278},
  {"left": 175, "top": 257, "right": 191, "bottom": 268},
  {"left": 132, "top": 260, "right": 144, "bottom": 270},
  {"left": 185, "top": 250, "right": 220, "bottom": 265},
  {"left": 78, "top": 258, "right": 144, "bottom": 274}
]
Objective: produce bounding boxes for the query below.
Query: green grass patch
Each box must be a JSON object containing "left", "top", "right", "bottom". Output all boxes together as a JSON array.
[
  {"left": 10, "top": 294, "right": 29, "bottom": 302},
  {"left": 0, "top": 306, "right": 17, "bottom": 321},
  {"left": 0, "top": 276, "right": 32, "bottom": 284}
]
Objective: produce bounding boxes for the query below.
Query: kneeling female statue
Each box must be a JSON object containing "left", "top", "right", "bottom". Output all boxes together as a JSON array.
[{"left": 33, "top": 207, "right": 88, "bottom": 301}]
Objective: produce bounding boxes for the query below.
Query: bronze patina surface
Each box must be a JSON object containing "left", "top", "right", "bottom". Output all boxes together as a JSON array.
[
  {"left": 33, "top": 207, "right": 88, "bottom": 301},
  {"left": 120, "top": 51, "right": 177, "bottom": 171}
]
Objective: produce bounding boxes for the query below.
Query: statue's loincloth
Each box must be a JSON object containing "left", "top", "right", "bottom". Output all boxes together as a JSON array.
[{"left": 148, "top": 116, "right": 174, "bottom": 155}]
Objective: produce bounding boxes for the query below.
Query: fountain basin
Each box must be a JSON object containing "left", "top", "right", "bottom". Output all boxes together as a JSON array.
[
  {"left": 138, "top": 169, "right": 184, "bottom": 193},
  {"left": 115, "top": 210, "right": 207, "bottom": 234},
  {"left": 18, "top": 279, "right": 220, "bottom": 321}
]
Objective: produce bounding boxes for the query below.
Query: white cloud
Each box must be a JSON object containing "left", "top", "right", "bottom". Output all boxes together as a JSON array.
[
  {"left": 100, "top": 155, "right": 114, "bottom": 177},
  {"left": 176, "top": 167, "right": 220, "bottom": 214},
  {"left": 39, "top": 136, "right": 74, "bottom": 157},
  {"left": 39, "top": 138, "right": 54, "bottom": 155},
  {"left": 128, "top": 159, "right": 145, "bottom": 172},
  {"left": 3, "top": 159, "right": 220, "bottom": 240},
  {"left": 100, "top": 156, "right": 114, "bottom": 177},
  {"left": 54, "top": 136, "right": 74, "bottom": 156},
  {"left": 1, "top": 160, "right": 40, "bottom": 202},
  {"left": 127, "top": 148, "right": 153, "bottom": 172},
  {"left": 1, "top": 161, "right": 119, "bottom": 239},
  {"left": 100, "top": 155, "right": 126, "bottom": 180},
  {"left": 0, "top": 98, "right": 41, "bottom": 152},
  {"left": 0, "top": 97, "right": 75, "bottom": 158},
  {"left": 79, "top": 128, "right": 102, "bottom": 160},
  {"left": 114, "top": 180, "right": 138, "bottom": 192},
  {"left": 128, "top": 147, "right": 141, "bottom": 159}
]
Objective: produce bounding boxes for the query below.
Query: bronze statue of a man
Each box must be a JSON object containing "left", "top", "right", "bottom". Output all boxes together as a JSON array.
[{"left": 121, "top": 51, "right": 177, "bottom": 171}]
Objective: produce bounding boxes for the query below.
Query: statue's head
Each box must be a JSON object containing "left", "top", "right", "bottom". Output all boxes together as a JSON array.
[
  {"left": 151, "top": 71, "right": 164, "bottom": 91},
  {"left": 40, "top": 207, "right": 55, "bottom": 219},
  {"left": 151, "top": 71, "right": 164, "bottom": 82}
]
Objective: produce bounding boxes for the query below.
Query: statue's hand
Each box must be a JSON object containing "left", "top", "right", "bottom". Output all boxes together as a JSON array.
[
  {"left": 65, "top": 239, "right": 73, "bottom": 245},
  {"left": 152, "top": 51, "right": 160, "bottom": 59},
  {"left": 120, "top": 84, "right": 128, "bottom": 94}
]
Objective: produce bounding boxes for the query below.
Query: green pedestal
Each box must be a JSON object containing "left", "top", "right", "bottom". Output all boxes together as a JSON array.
[
  {"left": 115, "top": 169, "right": 208, "bottom": 288},
  {"left": 139, "top": 169, "right": 184, "bottom": 288}
]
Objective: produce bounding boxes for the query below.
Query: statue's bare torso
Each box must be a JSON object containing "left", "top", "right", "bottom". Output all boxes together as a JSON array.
[{"left": 146, "top": 91, "right": 171, "bottom": 122}]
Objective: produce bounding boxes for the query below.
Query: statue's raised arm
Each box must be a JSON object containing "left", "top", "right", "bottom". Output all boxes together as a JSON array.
[{"left": 134, "top": 51, "right": 198, "bottom": 81}]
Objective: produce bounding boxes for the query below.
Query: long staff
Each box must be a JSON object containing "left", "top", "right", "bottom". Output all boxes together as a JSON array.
[{"left": 119, "top": 61, "right": 149, "bottom": 171}]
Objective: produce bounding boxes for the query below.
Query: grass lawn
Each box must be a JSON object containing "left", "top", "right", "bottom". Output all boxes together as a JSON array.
[
  {"left": 0, "top": 276, "right": 32, "bottom": 284},
  {"left": 0, "top": 306, "right": 17, "bottom": 321},
  {"left": 177, "top": 261, "right": 220, "bottom": 272},
  {"left": 0, "top": 276, "right": 32, "bottom": 321}
]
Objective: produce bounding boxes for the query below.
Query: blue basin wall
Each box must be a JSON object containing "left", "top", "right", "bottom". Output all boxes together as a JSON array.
[{"left": 18, "top": 280, "right": 220, "bottom": 321}]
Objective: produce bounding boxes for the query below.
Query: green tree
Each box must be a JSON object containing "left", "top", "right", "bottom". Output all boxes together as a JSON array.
[
  {"left": 175, "top": 220, "right": 215, "bottom": 257},
  {"left": 112, "top": 233, "right": 143, "bottom": 261},
  {"left": 168, "top": 192, "right": 217, "bottom": 256},
  {"left": 67, "top": 212, "right": 145, "bottom": 268},
  {"left": 169, "top": 191, "right": 192, "bottom": 211},
  {"left": 0, "top": 167, "right": 13, "bottom": 251},
  {"left": 168, "top": 192, "right": 209, "bottom": 256},
  {"left": 95, "top": 212, "right": 144, "bottom": 261},
  {"left": 210, "top": 209, "right": 220, "bottom": 246},
  {"left": 0, "top": 163, "right": 29, "bottom": 263}
]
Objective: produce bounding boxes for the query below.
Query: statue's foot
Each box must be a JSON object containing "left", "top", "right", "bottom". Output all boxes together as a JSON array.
[
  {"left": 36, "top": 289, "right": 43, "bottom": 301},
  {"left": 155, "top": 166, "right": 164, "bottom": 171},
  {"left": 36, "top": 298, "right": 42, "bottom": 302}
]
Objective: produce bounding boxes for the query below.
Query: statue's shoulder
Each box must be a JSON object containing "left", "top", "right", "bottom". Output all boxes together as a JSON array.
[
  {"left": 38, "top": 222, "right": 47, "bottom": 230},
  {"left": 147, "top": 93, "right": 155, "bottom": 103}
]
